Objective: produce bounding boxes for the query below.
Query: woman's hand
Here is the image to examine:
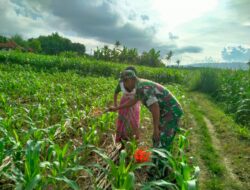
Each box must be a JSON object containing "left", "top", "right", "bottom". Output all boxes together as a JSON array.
[{"left": 107, "top": 106, "right": 118, "bottom": 112}]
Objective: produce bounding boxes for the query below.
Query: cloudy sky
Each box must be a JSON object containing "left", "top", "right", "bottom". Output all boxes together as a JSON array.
[{"left": 0, "top": 0, "right": 250, "bottom": 64}]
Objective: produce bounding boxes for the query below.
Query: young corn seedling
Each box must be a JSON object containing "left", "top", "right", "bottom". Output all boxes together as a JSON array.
[
  {"left": 149, "top": 131, "right": 200, "bottom": 190},
  {"left": 93, "top": 141, "right": 154, "bottom": 190},
  {"left": 81, "top": 125, "right": 99, "bottom": 146},
  {"left": 45, "top": 142, "right": 92, "bottom": 190},
  {"left": 4, "top": 140, "right": 45, "bottom": 190}
]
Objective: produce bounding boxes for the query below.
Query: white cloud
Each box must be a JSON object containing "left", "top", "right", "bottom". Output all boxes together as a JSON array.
[
  {"left": 221, "top": 45, "right": 250, "bottom": 62},
  {"left": 0, "top": 0, "right": 249, "bottom": 63}
]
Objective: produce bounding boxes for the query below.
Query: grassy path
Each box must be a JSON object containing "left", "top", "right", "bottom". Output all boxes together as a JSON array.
[{"left": 183, "top": 91, "right": 250, "bottom": 189}]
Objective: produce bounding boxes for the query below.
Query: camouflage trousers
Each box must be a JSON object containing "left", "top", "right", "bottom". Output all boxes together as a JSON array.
[{"left": 153, "top": 117, "right": 180, "bottom": 151}]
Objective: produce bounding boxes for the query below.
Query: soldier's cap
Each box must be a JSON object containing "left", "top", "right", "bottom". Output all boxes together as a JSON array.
[{"left": 120, "top": 70, "right": 137, "bottom": 81}]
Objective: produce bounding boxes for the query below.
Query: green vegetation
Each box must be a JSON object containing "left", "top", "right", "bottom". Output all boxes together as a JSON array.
[
  {"left": 1, "top": 33, "right": 166, "bottom": 66},
  {"left": 191, "top": 68, "right": 250, "bottom": 127},
  {"left": 0, "top": 33, "right": 86, "bottom": 55},
  {"left": 0, "top": 51, "right": 249, "bottom": 127},
  {"left": 188, "top": 101, "right": 226, "bottom": 189},
  {"left": 0, "top": 63, "right": 117, "bottom": 189},
  {"left": 0, "top": 51, "right": 186, "bottom": 83},
  {"left": 0, "top": 61, "right": 198, "bottom": 189},
  {"left": 0, "top": 50, "right": 249, "bottom": 189}
]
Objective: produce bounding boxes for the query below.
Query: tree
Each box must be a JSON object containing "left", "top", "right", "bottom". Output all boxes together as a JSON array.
[
  {"left": 102, "top": 45, "right": 111, "bottom": 61},
  {"left": 127, "top": 48, "right": 138, "bottom": 63},
  {"left": 94, "top": 47, "right": 102, "bottom": 60},
  {"left": 119, "top": 46, "right": 128, "bottom": 62},
  {"left": 148, "top": 48, "right": 161, "bottom": 66},
  {"left": 115, "top": 40, "right": 121, "bottom": 49},
  {"left": 38, "top": 33, "right": 72, "bottom": 54},
  {"left": 71, "top": 42, "right": 86, "bottom": 55},
  {"left": 247, "top": 60, "right": 250, "bottom": 69},
  {"left": 11, "top": 34, "right": 27, "bottom": 48},
  {"left": 0, "top": 35, "right": 8, "bottom": 43},
  {"left": 111, "top": 48, "right": 119, "bottom": 62},
  {"left": 139, "top": 48, "right": 163, "bottom": 67},
  {"left": 28, "top": 39, "right": 42, "bottom": 53},
  {"left": 176, "top": 59, "right": 181, "bottom": 67},
  {"left": 110, "top": 41, "right": 122, "bottom": 62},
  {"left": 166, "top": 50, "right": 173, "bottom": 65}
]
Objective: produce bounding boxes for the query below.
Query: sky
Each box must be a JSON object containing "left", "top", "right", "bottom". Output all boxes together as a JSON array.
[{"left": 0, "top": 0, "right": 250, "bottom": 64}]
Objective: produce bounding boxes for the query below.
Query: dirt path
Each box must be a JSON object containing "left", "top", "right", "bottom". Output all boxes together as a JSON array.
[
  {"left": 189, "top": 92, "right": 250, "bottom": 189},
  {"left": 203, "top": 116, "right": 241, "bottom": 185}
]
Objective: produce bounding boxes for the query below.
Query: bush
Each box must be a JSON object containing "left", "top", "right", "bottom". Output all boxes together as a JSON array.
[
  {"left": 191, "top": 69, "right": 221, "bottom": 95},
  {"left": 59, "top": 51, "right": 78, "bottom": 58}
]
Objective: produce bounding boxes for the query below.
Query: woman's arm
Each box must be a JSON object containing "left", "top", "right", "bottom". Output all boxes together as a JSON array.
[
  {"left": 114, "top": 82, "right": 121, "bottom": 107},
  {"left": 114, "top": 93, "right": 119, "bottom": 107},
  {"left": 109, "top": 98, "right": 138, "bottom": 112}
]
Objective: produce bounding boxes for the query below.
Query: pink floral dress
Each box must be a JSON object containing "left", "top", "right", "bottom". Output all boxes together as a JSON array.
[{"left": 115, "top": 82, "right": 140, "bottom": 142}]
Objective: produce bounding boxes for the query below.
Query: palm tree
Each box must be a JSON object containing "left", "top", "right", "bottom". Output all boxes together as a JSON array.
[
  {"left": 112, "top": 41, "right": 122, "bottom": 61},
  {"left": 148, "top": 48, "right": 161, "bottom": 67},
  {"left": 176, "top": 59, "right": 181, "bottom": 67},
  {"left": 93, "top": 47, "right": 102, "bottom": 60},
  {"left": 166, "top": 50, "right": 173, "bottom": 65},
  {"left": 119, "top": 46, "right": 128, "bottom": 62},
  {"left": 115, "top": 41, "right": 121, "bottom": 49},
  {"left": 103, "top": 45, "right": 111, "bottom": 61},
  {"left": 127, "top": 48, "right": 138, "bottom": 63},
  {"left": 111, "top": 48, "right": 119, "bottom": 62}
]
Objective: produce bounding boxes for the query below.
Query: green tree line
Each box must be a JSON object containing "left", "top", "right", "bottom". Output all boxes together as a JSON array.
[
  {"left": 0, "top": 33, "right": 86, "bottom": 55},
  {"left": 94, "top": 41, "right": 165, "bottom": 67},
  {"left": 0, "top": 33, "right": 173, "bottom": 67}
]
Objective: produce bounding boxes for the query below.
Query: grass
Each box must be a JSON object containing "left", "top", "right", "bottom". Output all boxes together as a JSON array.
[
  {"left": 187, "top": 100, "right": 226, "bottom": 190},
  {"left": 192, "top": 92, "right": 250, "bottom": 139},
  {"left": 191, "top": 92, "right": 250, "bottom": 189},
  {"left": 189, "top": 68, "right": 250, "bottom": 127},
  {"left": 175, "top": 87, "right": 246, "bottom": 189}
]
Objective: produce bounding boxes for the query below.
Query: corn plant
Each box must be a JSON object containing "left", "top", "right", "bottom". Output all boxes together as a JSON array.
[
  {"left": 44, "top": 142, "right": 93, "bottom": 190},
  {"left": 192, "top": 69, "right": 250, "bottom": 127},
  {"left": 148, "top": 131, "right": 200, "bottom": 190},
  {"left": 22, "top": 140, "right": 43, "bottom": 189},
  {"left": 0, "top": 51, "right": 187, "bottom": 84},
  {"left": 81, "top": 125, "right": 99, "bottom": 146},
  {"left": 2, "top": 140, "right": 44, "bottom": 190},
  {"left": 93, "top": 144, "right": 154, "bottom": 190}
]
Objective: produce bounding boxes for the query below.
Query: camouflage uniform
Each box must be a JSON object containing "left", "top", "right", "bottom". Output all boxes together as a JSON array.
[{"left": 135, "top": 79, "right": 183, "bottom": 150}]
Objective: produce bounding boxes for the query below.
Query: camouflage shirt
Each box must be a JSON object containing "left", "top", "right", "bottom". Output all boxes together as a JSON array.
[{"left": 135, "top": 79, "right": 183, "bottom": 121}]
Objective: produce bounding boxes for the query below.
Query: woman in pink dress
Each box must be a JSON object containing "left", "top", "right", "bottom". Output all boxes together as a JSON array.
[{"left": 113, "top": 67, "right": 140, "bottom": 143}]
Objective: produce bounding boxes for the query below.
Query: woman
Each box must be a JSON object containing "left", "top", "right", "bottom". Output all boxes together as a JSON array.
[{"left": 114, "top": 67, "right": 140, "bottom": 143}]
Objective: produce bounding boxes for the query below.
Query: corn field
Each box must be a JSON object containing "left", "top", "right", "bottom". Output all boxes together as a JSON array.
[
  {"left": 0, "top": 51, "right": 249, "bottom": 189},
  {"left": 0, "top": 60, "right": 199, "bottom": 189},
  {"left": 190, "top": 68, "right": 250, "bottom": 128}
]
